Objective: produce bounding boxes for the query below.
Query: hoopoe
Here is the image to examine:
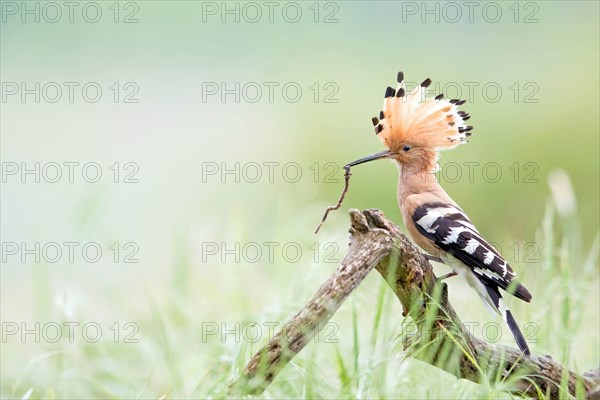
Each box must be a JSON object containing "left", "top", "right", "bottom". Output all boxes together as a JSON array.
[{"left": 347, "top": 71, "right": 532, "bottom": 355}]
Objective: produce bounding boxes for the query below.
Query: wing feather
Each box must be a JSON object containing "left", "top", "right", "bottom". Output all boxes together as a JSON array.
[{"left": 412, "top": 202, "right": 532, "bottom": 302}]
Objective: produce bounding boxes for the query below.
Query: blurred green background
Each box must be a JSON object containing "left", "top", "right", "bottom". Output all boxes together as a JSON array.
[{"left": 1, "top": 1, "right": 598, "bottom": 398}]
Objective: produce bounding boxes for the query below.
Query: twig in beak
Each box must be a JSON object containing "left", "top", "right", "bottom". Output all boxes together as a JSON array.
[{"left": 314, "top": 165, "right": 352, "bottom": 234}]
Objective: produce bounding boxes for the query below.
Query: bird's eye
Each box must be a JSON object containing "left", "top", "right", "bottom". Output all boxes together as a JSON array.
[{"left": 402, "top": 145, "right": 411, "bottom": 152}]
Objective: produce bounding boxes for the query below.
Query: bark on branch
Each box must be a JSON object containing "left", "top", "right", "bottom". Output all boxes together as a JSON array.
[{"left": 229, "top": 209, "right": 600, "bottom": 399}]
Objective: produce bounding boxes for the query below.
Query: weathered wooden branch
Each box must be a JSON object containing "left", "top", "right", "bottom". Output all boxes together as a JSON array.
[{"left": 229, "top": 209, "right": 600, "bottom": 399}]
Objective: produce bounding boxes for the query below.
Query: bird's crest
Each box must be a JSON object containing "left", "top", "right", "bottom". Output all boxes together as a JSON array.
[{"left": 372, "top": 71, "right": 473, "bottom": 152}]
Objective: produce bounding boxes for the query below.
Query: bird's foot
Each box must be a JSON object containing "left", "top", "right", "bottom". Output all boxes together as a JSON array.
[
  {"left": 425, "top": 255, "right": 445, "bottom": 264},
  {"left": 436, "top": 271, "right": 458, "bottom": 282}
]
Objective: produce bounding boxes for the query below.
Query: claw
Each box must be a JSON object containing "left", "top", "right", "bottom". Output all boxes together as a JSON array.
[
  {"left": 437, "top": 271, "right": 458, "bottom": 282},
  {"left": 425, "top": 254, "right": 445, "bottom": 264}
]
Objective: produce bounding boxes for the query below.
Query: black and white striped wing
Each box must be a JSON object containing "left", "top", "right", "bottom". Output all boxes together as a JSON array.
[{"left": 412, "top": 202, "right": 532, "bottom": 302}]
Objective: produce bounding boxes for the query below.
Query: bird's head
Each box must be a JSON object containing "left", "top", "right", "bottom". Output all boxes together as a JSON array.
[{"left": 348, "top": 71, "right": 473, "bottom": 172}]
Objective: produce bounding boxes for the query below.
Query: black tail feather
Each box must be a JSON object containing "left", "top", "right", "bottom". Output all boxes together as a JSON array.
[
  {"left": 505, "top": 309, "right": 531, "bottom": 355},
  {"left": 485, "top": 285, "right": 531, "bottom": 355}
]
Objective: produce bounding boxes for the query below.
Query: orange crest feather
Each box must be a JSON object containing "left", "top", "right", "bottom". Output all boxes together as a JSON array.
[{"left": 372, "top": 71, "right": 473, "bottom": 153}]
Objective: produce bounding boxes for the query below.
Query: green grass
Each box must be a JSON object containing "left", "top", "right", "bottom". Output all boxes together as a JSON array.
[{"left": 1, "top": 173, "right": 598, "bottom": 399}]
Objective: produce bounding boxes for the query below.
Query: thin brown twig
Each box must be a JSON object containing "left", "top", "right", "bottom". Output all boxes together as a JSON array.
[{"left": 314, "top": 165, "right": 352, "bottom": 234}]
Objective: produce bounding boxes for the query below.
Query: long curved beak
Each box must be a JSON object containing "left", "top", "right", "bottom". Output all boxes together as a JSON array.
[{"left": 346, "top": 150, "right": 393, "bottom": 167}]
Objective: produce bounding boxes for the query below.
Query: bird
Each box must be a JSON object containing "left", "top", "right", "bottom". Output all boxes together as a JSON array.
[{"left": 346, "top": 71, "right": 532, "bottom": 355}]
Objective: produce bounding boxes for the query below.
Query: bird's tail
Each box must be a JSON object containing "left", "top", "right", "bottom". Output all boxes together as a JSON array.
[{"left": 485, "top": 285, "right": 531, "bottom": 355}]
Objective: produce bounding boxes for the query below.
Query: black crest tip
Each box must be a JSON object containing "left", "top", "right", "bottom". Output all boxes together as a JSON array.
[
  {"left": 420, "top": 78, "right": 432, "bottom": 88},
  {"left": 435, "top": 93, "right": 444, "bottom": 100},
  {"left": 396, "top": 88, "right": 406, "bottom": 97},
  {"left": 385, "top": 86, "right": 396, "bottom": 98},
  {"left": 379, "top": 111, "right": 384, "bottom": 119},
  {"left": 397, "top": 71, "right": 404, "bottom": 83},
  {"left": 372, "top": 117, "right": 379, "bottom": 126}
]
